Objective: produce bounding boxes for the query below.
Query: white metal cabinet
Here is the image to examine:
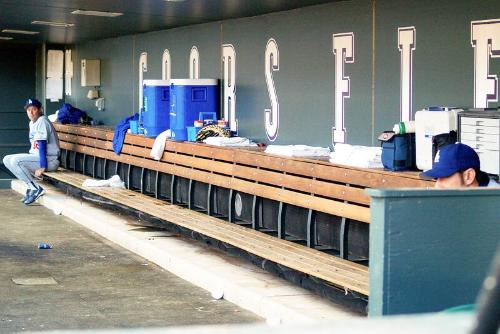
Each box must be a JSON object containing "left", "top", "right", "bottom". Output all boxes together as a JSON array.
[{"left": 458, "top": 109, "right": 500, "bottom": 178}]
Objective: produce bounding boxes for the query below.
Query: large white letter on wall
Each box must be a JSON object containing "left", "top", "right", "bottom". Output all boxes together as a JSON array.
[
  {"left": 189, "top": 46, "right": 200, "bottom": 79},
  {"left": 398, "top": 26, "right": 416, "bottom": 121},
  {"left": 222, "top": 44, "right": 237, "bottom": 132},
  {"left": 264, "top": 38, "right": 280, "bottom": 141},
  {"left": 332, "top": 33, "right": 354, "bottom": 144},
  {"left": 139, "top": 52, "right": 148, "bottom": 109},
  {"left": 162, "top": 49, "right": 171, "bottom": 81},
  {"left": 471, "top": 19, "right": 500, "bottom": 108}
]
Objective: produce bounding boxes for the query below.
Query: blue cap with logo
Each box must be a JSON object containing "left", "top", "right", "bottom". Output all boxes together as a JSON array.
[
  {"left": 421, "top": 143, "right": 489, "bottom": 186},
  {"left": 24, "top": 98, "right": 42, "bottom": 110}
]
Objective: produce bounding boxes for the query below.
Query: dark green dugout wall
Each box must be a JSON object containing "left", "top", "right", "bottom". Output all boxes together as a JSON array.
[
  {"left": 65, "top": 0, "right": 500, "bottom": 146},
  {"left": 368, "top": 188, "right": 500, "bottom": 315},
  {"left": 0, "top": 44, "right": 37, "bottom": 187}
]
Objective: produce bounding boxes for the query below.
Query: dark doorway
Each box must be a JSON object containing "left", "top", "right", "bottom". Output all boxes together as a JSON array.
[{"left": 0, "top": 44, "right": 37, "bottom": 186}]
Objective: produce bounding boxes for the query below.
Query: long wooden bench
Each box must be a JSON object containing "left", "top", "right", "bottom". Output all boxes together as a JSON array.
[
  {"left": 46, "top": 123, "right": 433, "bottom": 299},
  {"left": 45, "top": 170, "right": 370, "bottom": 296}
]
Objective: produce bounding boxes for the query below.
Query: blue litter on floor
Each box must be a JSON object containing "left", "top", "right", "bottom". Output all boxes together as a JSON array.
[{"left": 38, "top": 243, "right": 52, "bottom": 249}]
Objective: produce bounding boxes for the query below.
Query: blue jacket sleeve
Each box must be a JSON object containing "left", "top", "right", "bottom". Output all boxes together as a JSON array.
[{"left": 38, "top": 140, "right": 48, "bottom": 169}]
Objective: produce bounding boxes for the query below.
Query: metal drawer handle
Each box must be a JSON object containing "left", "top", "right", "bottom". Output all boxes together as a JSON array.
[{"left": 476, "top": 128, "right": 484, "bottom": 134}]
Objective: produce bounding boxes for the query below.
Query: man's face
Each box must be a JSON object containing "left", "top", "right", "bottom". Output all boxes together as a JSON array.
[
  {"left": 435, "top": 172, "right": 465, "bottom": 189},
  {"left": 26, "top": 106, "right": 41, "bottom": 121},
  {"left": 435, "top": 168, "right": 478, "bottom": 189}
]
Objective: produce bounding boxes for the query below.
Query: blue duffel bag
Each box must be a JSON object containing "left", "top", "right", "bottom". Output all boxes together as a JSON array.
[{"left": 378, "top": 132, "right": 417, "bottom": 171}]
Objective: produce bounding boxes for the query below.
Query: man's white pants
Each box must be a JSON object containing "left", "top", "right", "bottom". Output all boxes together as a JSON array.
[{"left": 2, "top": 153, "right": 59, "bottom": 187}]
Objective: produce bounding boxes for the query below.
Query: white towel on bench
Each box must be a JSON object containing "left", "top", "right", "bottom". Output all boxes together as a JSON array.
[
  {"left": 82, "top": 175, "right": 125, "bottom": 189},
  {"left": 264, "top": 145, "right": 331, "bottom": 157},
  {"left": 329, "top": 143, "right": 383, "bottom": 168},
  {"left": 150, "top": 129, "right": 171, "bottom": 160},
  {"left": 204, "top": 136, "right": 257, "bottom": 147}
]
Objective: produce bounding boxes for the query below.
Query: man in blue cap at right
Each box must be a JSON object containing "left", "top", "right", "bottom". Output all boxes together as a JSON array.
[{"left": 422, "top": 143, "right": 498, "bottom": 188}]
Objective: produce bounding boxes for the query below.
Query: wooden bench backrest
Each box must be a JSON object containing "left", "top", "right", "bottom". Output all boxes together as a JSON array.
[
  {"left": 54, "top": 124, "right": 434, "bottom": 224},
  {"left": 54, "top": 124, "right": 431, "bottom": 187}
]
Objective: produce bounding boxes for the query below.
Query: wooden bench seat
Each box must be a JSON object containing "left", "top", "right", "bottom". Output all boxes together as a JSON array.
[{"left": 44, "top": 169, "right": 370, "bottom": 296}]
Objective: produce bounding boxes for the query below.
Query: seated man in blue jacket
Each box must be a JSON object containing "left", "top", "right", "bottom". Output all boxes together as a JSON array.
[
  {"left": 422, "top": 143, "right": 498, "bottom": 188},
  {"left": 3, "top": 98, "right": 60, "bottom": 204}
]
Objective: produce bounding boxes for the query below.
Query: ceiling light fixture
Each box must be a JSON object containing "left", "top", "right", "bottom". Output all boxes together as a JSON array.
[
  {"left": 1, "top": 29, "right": 39, "bottom": 35},
  {"left": 0, "top": 36, "right": 13, "bottom": 40},
  {"left": 71, "top": 10, "right": 123, "bottom": 17},
  {"left": 32, "top": 21, "right": 75, "bottom": 28}
]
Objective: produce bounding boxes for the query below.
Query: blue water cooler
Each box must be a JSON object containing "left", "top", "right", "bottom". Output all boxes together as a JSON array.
[
  {"left": 142, "top": 80, "right": 170, "bottom": 137},
  {"left": 169, "top": 79, "right": 219, "bottom": 141}
]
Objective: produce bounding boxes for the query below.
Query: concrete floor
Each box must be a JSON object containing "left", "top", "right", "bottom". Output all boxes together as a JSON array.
[{"left": 0, "top": 190, "right": 261, "bottom": 332}]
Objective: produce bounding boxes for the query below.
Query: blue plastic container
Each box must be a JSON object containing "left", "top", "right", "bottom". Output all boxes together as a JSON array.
[
  {"left": 143, "top": 80, "right": 170, "bottom": 137},
  {"left": 169, "top": 79, "right": 219, "bottom": 141},
  {"left": 129, "top": 120, "right": 139, "bottom": 134},
  {"left": 187, "top": 127, "right": 201, "bottom": 142}
]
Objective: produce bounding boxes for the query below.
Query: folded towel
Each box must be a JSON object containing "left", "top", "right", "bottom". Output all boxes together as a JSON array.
[
  {"left": 329, "top": 143, "right": 383, "bottom": 168},
  {"left": 82, "top": 175, "right": 125, "bottom": 189},
  {"left": 150, "top": 129, "right": 171, "bottom": 160},
  {"left": 48, "top": 110, "right": 59, "bottom": 122},
  {"left": 265, "top": 145, "right": 330, "bottom": 157},
  {"left": 204, "top": 136, "right": 257, "bottom": 147}
]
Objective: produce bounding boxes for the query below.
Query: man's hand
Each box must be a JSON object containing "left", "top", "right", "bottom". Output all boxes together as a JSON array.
[{"left": 35, "top": 168, "right": 46, "bottom": 178}]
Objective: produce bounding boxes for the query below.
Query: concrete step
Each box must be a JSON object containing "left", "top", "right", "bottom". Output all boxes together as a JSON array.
[{"left": 11, "top": 179, "right": 356, "bottom": 325}]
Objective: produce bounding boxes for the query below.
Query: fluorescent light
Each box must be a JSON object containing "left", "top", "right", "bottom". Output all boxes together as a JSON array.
[
  {"left": 1, "top": 29, "right": 39, "bottom": 35},
  {"left": 0, "top": 36, "right": 13, "bottom": 40},
  {"left": 71, "top": 10, "right": 123, "bottom": 17},
  {"left": 32, "top": 21, "right": 75, "bottom": 28}
]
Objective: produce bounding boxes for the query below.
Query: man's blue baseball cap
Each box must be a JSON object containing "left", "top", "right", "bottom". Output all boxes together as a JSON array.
[
  {"left": 421, "top": 143, "right": 489, "bottom": 185},
  {"left": 24, "top": 98, "right": 42, "bottom": 110}
]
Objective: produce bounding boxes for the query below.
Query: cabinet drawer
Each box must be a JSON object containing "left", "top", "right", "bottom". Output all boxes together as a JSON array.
[
  {"left": 461, "top": 124, "right": 500, "bottom": 135},
  {"left": 460, "top": 132, "right": 499, "bottom": 144},
  {"left": 476, "top": 150, "right": 500, "bottom": 175},
  {"left": 461, "top": 139, "right": 499, "bottom": 151},
  {"left": 460, "top": 117, "right": 499, "bottom": 127}
]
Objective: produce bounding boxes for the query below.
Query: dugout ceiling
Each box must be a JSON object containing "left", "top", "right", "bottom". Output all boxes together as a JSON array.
[{"left": 0, "top": 0, "right": 340, "bottom": 44}]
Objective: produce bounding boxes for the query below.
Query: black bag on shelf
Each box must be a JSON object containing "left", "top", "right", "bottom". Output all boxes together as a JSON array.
[{"left": 379, "top": 132, "right": 417, "bottom": 171}]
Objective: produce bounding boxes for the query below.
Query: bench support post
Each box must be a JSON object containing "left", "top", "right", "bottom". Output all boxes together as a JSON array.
[
  {"left": 140, "top": 167, "right": 146, "bottom": 194},
  {"left": 71, "top": 151, "right": 77, "bottom": 171},
  {"left": 228, "top": 189, "right": 235, "bottom": 223},
  {"left": 62, "top": 150, "right": 69, "bottom": 169},
  {"left": 92, "top": 156, "right": 97, "bottom": 179},
  {"left": 207, "top": 184, "right": 213, "bottom": 216},
  {"left": 82, "top": 154, "right": 87, "bottom": 175},
  {"left": 307, "top": 209, "right": 316, "bottom": 248},
  {"left": 170, "top": 174, "right": 177, "bottom": 205},
  {"left": 188, "top": 179, "right": 195, "bottom": 210},
  {"left": 103, "top": 159, "right": 108, "bottom": 180},
  {"left": 251, "top": 195, "right": 260, "bottom": 230},
  {"left": 277, "top": 202, "right": 286, "bottom": 239},
  {"left": 155, "top": 170, "right": 160, "bottom": 199},
  {"left": 340, "top": 217, "right": 350, "bottom": 259},
  {"left": 126, "top": 164, "right": 131, "bottom": 190}
]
